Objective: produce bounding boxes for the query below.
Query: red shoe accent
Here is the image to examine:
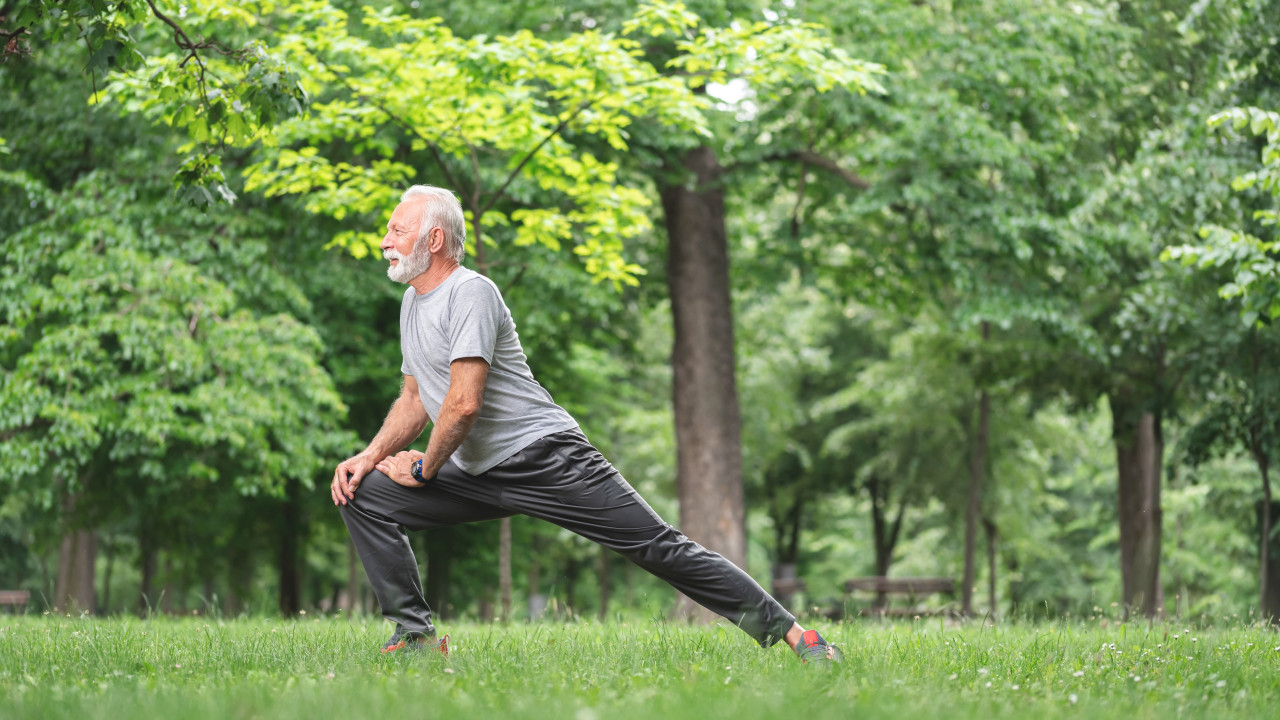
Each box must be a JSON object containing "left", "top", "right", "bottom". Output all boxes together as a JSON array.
[{"left": 382, "top": 634, "right": 449, "bottom": 655}]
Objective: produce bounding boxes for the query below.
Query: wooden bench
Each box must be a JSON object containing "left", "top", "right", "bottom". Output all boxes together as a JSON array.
[
  {"left": 0, "top": 590, "right": 30, "bottom": 613},
  {"left": 844, "top": 577, "right": 955, "bottom": 617}
]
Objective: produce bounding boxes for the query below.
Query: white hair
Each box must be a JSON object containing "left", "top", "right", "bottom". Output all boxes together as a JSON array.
[{"left": 401, "top": 185, "right": 467, "bottom": 264}]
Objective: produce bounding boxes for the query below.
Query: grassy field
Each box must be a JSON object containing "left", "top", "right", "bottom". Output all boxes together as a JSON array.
[{"left": 1, "top": 614, "right": 1277, "bottom": 719}]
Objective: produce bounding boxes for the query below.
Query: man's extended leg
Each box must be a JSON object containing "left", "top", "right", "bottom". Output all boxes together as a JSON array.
[
  {"left": 339, "top": 467, "right": 510, "bottom": 640},
  {"left": 479, "top": 430, "right": 797, "bottom": 647}
]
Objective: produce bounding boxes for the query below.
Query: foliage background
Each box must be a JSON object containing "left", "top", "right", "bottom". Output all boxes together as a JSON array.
[{"left": 1, "top": 0, "right": 1279, "bottom": 624}]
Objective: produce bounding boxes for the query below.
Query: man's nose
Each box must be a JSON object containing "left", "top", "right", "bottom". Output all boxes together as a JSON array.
[{"left": 380, "top": 231, "right": 394, "bottom": 250}]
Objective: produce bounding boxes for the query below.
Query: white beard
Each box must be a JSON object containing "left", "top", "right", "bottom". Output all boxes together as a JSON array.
[{"left": 385, "top": 239, "right": 431, "bottom": 283}]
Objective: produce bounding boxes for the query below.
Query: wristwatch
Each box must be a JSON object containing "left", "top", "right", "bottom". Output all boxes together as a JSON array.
[{"left": 411, "top": 458, "right": 426, "bottom": 484}]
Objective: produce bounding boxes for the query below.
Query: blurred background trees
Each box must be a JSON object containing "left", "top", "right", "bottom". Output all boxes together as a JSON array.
[{"left": 1, "top": 0, "right": 1278, "bottom": 623}]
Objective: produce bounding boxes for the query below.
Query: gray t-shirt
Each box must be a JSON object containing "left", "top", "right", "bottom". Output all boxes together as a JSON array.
[{"left": 399, "top": 267, "right": 578, "bottom": 475}]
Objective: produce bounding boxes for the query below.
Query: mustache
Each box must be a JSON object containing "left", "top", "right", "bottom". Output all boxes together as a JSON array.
[{"left": 384, "top": 249, "right": 406, "bottom": 260}]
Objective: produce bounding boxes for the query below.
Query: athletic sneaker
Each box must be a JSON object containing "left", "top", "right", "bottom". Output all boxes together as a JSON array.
[
  {"left": 382, "top": 633, "right": 449, "bottom": 657},
  {"left": 794, "top": 629, "right": 843, "bottom": 663}
]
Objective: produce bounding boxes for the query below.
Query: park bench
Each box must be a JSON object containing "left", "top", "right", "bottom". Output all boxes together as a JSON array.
[
  {"left": 0, "top": 590, "right": 30, "bottom": 613},
  {"left": 844, "top": 576, "right": 956, "bottom": 617}
]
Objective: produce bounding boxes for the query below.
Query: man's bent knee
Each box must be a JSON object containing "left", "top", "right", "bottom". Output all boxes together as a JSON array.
[{"left": 340, "top": 469, "right": 396, "bottom": 518}]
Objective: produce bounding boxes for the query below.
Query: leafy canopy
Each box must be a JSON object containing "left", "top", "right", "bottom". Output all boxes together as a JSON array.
[
  {"left": 90, "top": 0, "right": 882, "bottom": 288},
  {"left": 1164, "top": 107, "right": 1280, "bottom": 326}
]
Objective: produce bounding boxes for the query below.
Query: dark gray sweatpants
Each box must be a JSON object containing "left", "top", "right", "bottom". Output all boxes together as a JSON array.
[{"left": 339, "top": 429, "right": 795, "bottom": 647}]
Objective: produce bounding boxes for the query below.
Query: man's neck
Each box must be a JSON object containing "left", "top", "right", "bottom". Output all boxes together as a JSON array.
[{"left": 409, "top": 260, "right": 461, "bottom": 295}]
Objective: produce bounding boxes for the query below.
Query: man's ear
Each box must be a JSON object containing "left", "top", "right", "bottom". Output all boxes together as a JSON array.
[{"left": 429, "top": 226, "right": 446, "bottom": 253}]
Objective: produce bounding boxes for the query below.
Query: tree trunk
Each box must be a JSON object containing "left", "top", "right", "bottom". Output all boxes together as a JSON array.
[
  {"left": 961, "top": 384, "right": 991, "bottom": 617},
  {"left": 1006, "top": 553, "right": 1022, "bottom": 617},
  {"left": 54, "top": 488, "right": 97, "bottom": 614},
  {"left": 471, "top": 255, "right": 514, "bottom": 620},
  {"left": 624, "top": 559, "right": 635, "bottom": 607},
  {"left": 278, "top": 479, "right": 302, "bottom": 617},
  {"left": 598, "top": 546, "right": 612, "bottom": 621},
  {"left": 55, "top": 529, "right": 97, "bottom": 614},
  {"left": 563, "top": 557, "right": 581, "bottom": 618},
  {"left": 1254, "top": 453, "right": 1278, "bottom": 622},
  {"left": 138, "top": 531, "right": 157, "bottom": 615},
  {"left": 868, "top": 476, "right": 906, "bottom": 609},
  {"left": 55, "top": 526, "right": 96, "bottom": 614},
  {"left": 177, "top": 556, "right": 191, "bottom": 614},
  {"left": 425, "top": 531, "right": 452, "bottom": 620},
  {"left": 225, "top": 542, "right": 252, "bottom": 617},
  {"left": 499, "top": 517, "right": 512, "bottom": 623},
  {"left": 658, "top": 144, "right": 746, "bottom": 622},
  {"left": 101, "top": 539, "right": 115, "bottom": 614},
  {"left": 771, "top": 494, "right": 803, "bottom": 609},
  {"left": 343, "top": 540, "right": 360, "bottom": 615},
  {"left": 161, "top": 555, "right": 175, "bottom": 614},
  {"left": 202, "top": 576, "right": 214, "bottom": 615},
  {"left": 1111, "top": 397, "right": 1164, "bottom": 617},
  {"left": 527, "top": 535, "right": 543, "bottom": 620},
  {"left": 984, "top": 517, "right": 998, "bottom": 618}
]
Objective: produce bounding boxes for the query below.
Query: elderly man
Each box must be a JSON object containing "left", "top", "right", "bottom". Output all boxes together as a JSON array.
[{"left": 331, "top": 185, "right": 841, "bottom": 663}]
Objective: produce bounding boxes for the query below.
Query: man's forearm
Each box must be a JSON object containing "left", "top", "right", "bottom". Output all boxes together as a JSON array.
[
  {"left": 361, "top": 391, "right": 429, "bottom": 460},
  {"left": 418, "top": 393, "right": 480, "bottom": 478}
]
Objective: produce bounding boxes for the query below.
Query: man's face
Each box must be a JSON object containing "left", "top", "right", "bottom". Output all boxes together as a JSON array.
[{"left": 383, "top": 200, "right": 431, "bottom": 283}]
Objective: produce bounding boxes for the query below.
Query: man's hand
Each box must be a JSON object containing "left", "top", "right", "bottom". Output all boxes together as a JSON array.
[
  {"left": 331, "top": 454, "right": 376, "bottom": 506},
  {"left": 331, "top": 375, "right": 431, "bottom": 507},
  {"left": 377, "top": 450, "right": 429, "bottom": 488}
]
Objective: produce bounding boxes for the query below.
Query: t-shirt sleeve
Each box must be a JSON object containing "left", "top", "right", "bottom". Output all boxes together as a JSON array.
[
  {"left": 447, "top": 278, "right": 504, "bottom": 365},
  {"left": 399, "top": 289, "right": 414, "bottom": 376}
]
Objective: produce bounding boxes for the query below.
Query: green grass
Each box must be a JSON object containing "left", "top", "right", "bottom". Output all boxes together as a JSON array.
[{"left": 1, "top": 614, "right": 1277, "bottom": 719}]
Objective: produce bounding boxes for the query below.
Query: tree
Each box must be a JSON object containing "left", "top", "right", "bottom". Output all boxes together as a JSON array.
[
  {"left": 1179, "top": 329, "right": 1280, "bottom": 620},
  {"left": 3, "top": 0, "right": 309, "bottom": 203},
  {"left": 93, "top": 0, "right": 882, "bottom": 617},
  {"left": 1056, "top": 0, "right": 1279, "bottom": 614},
  {"left": 0, "top": 43, "right": 355, "bottom": 610},
  {"left": 781, "top": 0, "right": 1138, "bottom": 615}
]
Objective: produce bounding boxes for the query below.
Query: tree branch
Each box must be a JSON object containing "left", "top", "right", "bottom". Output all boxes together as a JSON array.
[
  {"left": 188, "top": 299, "right": 203, "bottom": 338},
  {"left": 791, "top": 159, "right": 808, "bottom": 239},
  {"left": 467, "top": 140, "right": 483, "bottom": 211},
  {"left": 478, "top": 99, "right": 593, "bottom": 217},
  {"left": 722, "top": 149, "right": 870, "bottom": 190},
  {"left": 501, "top": 263, "right": 530, "bottom": 295},
  {"left": 142, "top": 0, "right": 241, "bottom": 57},
  {"left": 1, "top": 3, "right": 30, "bottom": 57},
  {"left": 314, "top": 53, "right": 465, "bottom": 196}
]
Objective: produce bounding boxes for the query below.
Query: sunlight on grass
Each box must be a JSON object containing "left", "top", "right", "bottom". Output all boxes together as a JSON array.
[{"left": 1, "top": 616, "right": 1277, "bottom": 719}]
